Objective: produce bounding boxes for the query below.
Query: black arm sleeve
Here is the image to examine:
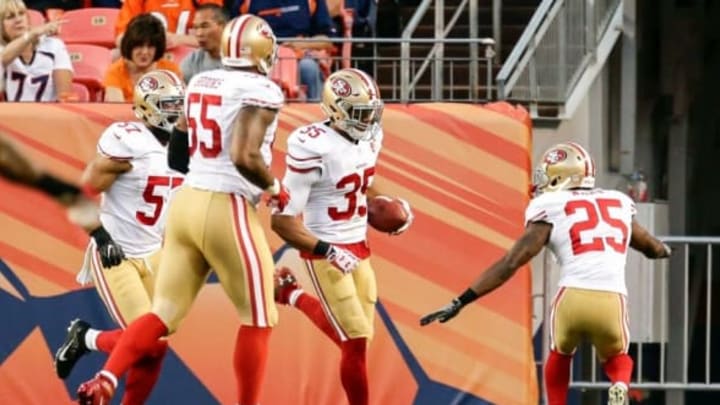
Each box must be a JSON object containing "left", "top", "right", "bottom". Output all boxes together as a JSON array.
[{"left": 167, "top": 127, "right": 189, "bottom": 174}]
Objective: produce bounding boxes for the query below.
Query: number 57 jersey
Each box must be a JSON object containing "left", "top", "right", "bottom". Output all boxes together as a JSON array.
[
  {"left": 525, "top": 188, "right": 636, "bottom": 295},
  {"left": 98, "top": 122, "right": 184, "bottom": 257}
]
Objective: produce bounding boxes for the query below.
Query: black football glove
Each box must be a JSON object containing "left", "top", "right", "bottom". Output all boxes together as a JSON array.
[
  {"left": 420, "top": 299, "right": 463, "bottom": 326},
  {"left": 90, "top": 226, "right": 125, "bottom": 268}
]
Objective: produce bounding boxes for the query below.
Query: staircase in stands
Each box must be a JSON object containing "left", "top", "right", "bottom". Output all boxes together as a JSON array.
[{"left": 373, "top": 0, "right": 540, "bottom": 102}]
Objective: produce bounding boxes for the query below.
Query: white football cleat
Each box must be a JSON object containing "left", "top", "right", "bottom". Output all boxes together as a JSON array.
[{"left": 608, "top": 382, "right": 629, "bottom": 405}]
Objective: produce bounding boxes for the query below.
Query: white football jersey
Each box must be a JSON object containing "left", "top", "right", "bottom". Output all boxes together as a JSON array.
[
  {"left": 183, "top": 69, "right": 284, "bottom": 203},
  {"left": 98, "top": 121, "right": 184, "bottom": 257},
  {"left": 3, "top": 37, "right": 73, "bottom": 102},
  {"left": 525, "top": 188, "right": 637, "bottom": 295},
  {"left": 280, "top": 122, "right": 383, "bottom": 244}
]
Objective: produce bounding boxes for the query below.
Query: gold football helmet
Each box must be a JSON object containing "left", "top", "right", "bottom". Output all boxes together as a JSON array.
[
  {"left": 220, "top": 14, "right": 277, "bottom": 74},
  {"left": 533, "top": 142, "right": 596, "bottom": 195},
  {"left": 132, "top": 70, "right": 185, "bottom": 133},
  {"left": 321, "top": 68, "right": 383, "bottom": 141}
]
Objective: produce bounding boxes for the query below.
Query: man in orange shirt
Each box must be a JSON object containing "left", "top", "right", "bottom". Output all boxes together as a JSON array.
[{"left": 115, "top": 0, "right": 223, "bottom": 49}]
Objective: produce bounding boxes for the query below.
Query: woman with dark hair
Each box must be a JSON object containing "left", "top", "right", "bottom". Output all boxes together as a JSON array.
[{"left": 103, "top": 13, "right": 181, "bottom": 102}]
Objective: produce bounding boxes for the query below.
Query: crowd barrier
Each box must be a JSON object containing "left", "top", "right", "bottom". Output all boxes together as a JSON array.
[{"left": 0, "top": 101, "right": 535, "bottom": 404}]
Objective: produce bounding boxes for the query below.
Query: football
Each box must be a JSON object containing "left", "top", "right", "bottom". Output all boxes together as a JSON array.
[{"left": 367, "top": 196, "right": 409, "bottom": 233}]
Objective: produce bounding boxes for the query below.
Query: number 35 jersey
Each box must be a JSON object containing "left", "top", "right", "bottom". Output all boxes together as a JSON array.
[
  {"left": 281, "top": 123, "right": 384, "bottom": 245},
  {"left": 525, "top": 188, "right": 636, "bottom": 295},
  {"left": 98, "top": 122, "right": 184, "bottom": 257}
]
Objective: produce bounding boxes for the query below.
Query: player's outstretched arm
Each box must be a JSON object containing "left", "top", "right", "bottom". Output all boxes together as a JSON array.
[
  {"left": 629, "top": 219, "right": 672, "bottom": 259},
  {"left": 0, "top": 135, "right": 82, "bottom": 204},
  {"left": 420, "top": 222, "right": 551, "bottom": 326}
]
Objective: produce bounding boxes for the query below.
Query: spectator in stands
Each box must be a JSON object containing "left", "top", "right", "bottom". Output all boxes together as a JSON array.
[
  {"left": 180, "top": 3, "right": 227, "bottom": 83},
  {"left": 0, "top": 0, "right": 73, "bottom": 102},
  {"left": 329, "top": 0, "right": 377, "bottom": 74},
  {"left": 235, "top": 0, "right": 338, "bottom": 100},
  {"left": 115, "top": 0, "right": 223, "bottom": 50},
  {"left": 103, "top": 14, "right": 182, "bottom": 102}
]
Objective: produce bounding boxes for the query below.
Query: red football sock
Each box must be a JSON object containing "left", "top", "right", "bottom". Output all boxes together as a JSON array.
[
  {"left": 544, "top": 350, "right": 572, "bottom": 405},
  {"left": 121, "top": 341, "right": 168, "bottom": 405},
  {"left": 340, "top": 338, "right": 369, "bottom": 405},
  {"left": 103, "top": 313, "right": 168, "bottom": 380},
  {"left": 234, "top": 325, "right": 272, "bottom": 405},
  {"left": 96, "top": 329, "right": 123, "bottom": 353},
  {"left": 603, "top": 353, "right": 634, "bottom": 386},
  {"left": 295, "top": 293, "right": 341, "bottom": 347}
]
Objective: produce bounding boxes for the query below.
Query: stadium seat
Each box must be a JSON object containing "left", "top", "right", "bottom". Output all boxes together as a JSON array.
[
  {"left": 271, "top": 45, "right": 303, "bottom": 100},
  {"left": 27, "top": 9, "right": 46, "bottom": 26},
  {"left": 165, "top": 45, "right": 195, "bottom": 64},
  {"left": 67, "top": 44, "right": 112, "bottom": 102},
  {"left": 58, "top": 8, "right": 118, "bottom": 48},
  {"left": 69, "top": 82, "right": 90, "bottom": 102}
]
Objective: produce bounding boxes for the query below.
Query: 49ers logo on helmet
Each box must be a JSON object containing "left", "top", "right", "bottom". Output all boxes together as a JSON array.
[
  {"left": 545, "top": 149, "right": 567, "bottom": 164},
  {"left": 331, "top": 78, "right": 352, "bottom": 97},
  {"left": 257, "top": 23, "right": 273, "bottom": 39},
  {"left": 138, "top": 76, "right": 159, "bottom": 92}
]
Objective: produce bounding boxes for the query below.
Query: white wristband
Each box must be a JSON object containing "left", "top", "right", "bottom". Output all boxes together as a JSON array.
[{"left": 265, "top": 178, "right": 280, "bottom": 195}]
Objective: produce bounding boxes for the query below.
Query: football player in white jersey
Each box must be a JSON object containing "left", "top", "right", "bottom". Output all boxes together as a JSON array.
[
  {"left": 77, "top": 15, "right": 289, "bottom": 405},
  {"left": 0, "top": 0, "right": 72, "bottom": 102},
  {"left": 420, "top": 142, "right": 672, "bottom": 405},
  {"left": 52, "top": 70, "right": 185, "bottom": 405},
  {"left": 271, "top": 68, "right": 413, "bottom": 405}
]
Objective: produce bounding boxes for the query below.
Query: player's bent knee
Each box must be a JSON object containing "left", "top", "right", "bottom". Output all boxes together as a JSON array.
[{"left": 151, "top": 301, "right": 182, "bottom": 335}]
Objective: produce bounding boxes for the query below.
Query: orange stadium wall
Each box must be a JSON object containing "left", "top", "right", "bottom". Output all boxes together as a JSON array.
[{"left": 0, "top": 102, "right": 536, "bottom": 405}]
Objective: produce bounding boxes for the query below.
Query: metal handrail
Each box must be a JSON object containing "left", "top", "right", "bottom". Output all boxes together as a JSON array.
[
  {"left": 407, "top": 0, "right": 468, "bottom": 94},
  {"left": 399, "top": 0, "right": 487, "bottom": 102},
  {"left": 495, "top": 0, "right": 556, "bottom": 100},
  {"left": 400, "top": 0, "right": 434, "bottom": 101}
]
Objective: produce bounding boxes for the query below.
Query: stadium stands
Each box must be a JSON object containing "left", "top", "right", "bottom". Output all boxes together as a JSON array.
[
  {"left": 66, "top": 43, "right": 112, "bottom": 101},
  {"left": 58, "top": 8, "right": 119, "bottom": 48}
]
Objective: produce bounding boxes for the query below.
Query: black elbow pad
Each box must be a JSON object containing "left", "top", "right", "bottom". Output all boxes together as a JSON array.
[{"left": 168, "top": 127, "right": 189, "bottom": 174}]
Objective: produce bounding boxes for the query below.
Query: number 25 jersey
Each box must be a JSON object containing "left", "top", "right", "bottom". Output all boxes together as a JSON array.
[
  {"left": 525, "top": 188, "right": 636, "bottom": 295},
  {"left": 98, "top": 122, "right": 183, "bottom": 257}
]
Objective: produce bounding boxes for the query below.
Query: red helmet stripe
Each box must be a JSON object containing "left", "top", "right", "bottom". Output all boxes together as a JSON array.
[
  {"left": 224, "top": 18, "right": 238, "bottom": 59},
  {"left": 346, "top": 68, "right": 379, "bottom": 98},
  {"left": 158, "top": 69, "right": 181, "bottom": 86},
  {"left": 233, "top": 15, "right": 253, "bottom": 60}
]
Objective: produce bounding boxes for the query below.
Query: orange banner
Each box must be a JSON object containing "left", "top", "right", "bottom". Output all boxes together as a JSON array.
[{"left": 0, "top": 101, "right": 536, "bottom": 405}]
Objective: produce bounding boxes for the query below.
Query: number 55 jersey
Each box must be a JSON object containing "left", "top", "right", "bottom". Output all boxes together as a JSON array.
[{"left": 525, "top": 188, "right": 636, "bottom": 295}]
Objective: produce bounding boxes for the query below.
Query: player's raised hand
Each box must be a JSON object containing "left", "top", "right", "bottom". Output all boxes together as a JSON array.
[
  {"left": 326, "top": 245, "right": 360, "bottom": 274},
  {"left": 420, "top": 299, "right": 463, "bottom": 326}
]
